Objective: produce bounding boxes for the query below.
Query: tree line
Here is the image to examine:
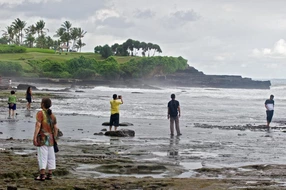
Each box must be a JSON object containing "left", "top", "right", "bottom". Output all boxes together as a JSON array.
[
  {"left": 0, "top": 18, "right": 87, "bottom": 52},
  {"left": 94, "top": 39, "right": 162, "bottom": 58}
]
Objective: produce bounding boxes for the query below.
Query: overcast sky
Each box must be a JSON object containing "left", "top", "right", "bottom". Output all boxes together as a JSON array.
[{"left": 1, "top": 0, "right": 286, "bottom": 79}]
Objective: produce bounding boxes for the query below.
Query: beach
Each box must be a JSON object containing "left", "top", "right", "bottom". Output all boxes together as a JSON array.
[{"left": 1, "top": 80, "right": 286, "bottom": 189}]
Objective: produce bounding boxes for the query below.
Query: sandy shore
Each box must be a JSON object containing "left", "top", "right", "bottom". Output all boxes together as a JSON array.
[{"left": 1, "top": 89, "right": 286, "bottom": 189}]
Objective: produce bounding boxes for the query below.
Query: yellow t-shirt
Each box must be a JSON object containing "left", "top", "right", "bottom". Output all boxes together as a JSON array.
[{"left": 110, "top": 99, "right": 122, "bottom": 115}]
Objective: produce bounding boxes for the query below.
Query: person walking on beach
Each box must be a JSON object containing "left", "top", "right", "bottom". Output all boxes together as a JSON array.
[
  {"left": 265, "top": 94, "right": 274, "bottom": 129},
  {"left": 33, "top": 98, "right": 58, "bottom": 181},
  {"left": 109, "top": 94, "right": 123, "bottom": 131},
  {"left": 8, "top": 90, "right": 17, "bottom": 119},
  {"left": 26, "top": 86, "right": 33, "bottom": 110},
  {"left": 167, "top": 94, "right": 181, "bottom": 136}
]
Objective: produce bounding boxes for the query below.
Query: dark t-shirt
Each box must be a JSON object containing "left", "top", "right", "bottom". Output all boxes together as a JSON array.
[
  {"left": 168, "top": 100, "right": 180, "bottom": 117},
  {"left": 265, "top": 99, "right": 274, "bottom": 111}
]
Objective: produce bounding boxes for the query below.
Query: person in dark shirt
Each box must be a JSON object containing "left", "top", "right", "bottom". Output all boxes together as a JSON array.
[
  {"left": 167, "top": 94, "right": 181, "bottom": 136},
  {"left": 265, "top": 94, "right": 274, "bottom": 129}
]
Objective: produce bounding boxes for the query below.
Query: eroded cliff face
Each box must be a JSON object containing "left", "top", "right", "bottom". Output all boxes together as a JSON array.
[{"left": 149, "top": 66, "right": 271, "bottom": 89}]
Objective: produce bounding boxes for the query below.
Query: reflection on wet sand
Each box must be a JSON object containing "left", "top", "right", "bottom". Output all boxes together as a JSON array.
[{"left": 168, "top": 136, "right": 180, "bottom": 162}]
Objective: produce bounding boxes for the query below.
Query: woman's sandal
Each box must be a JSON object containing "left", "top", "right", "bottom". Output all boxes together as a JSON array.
[
  {"left": 34, "top": 174, "right": 45, "bottom": 181},
  {"left": 46, "top": 173, "right": 52, "bottom": 180}
]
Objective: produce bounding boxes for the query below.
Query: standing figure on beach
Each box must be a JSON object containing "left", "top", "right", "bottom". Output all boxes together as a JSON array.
[
  {"left": 167, "top": 94, "right": 181, "bottom": 136},
  {"left": 265, "top": 94, "right": 274, "bottom": 129},
  {"left": 8, "top": 90, "right": 17, "bottom": 119},
  {"left": 8, "top": 79, "right": 12, "bottom": 89},
  {"left": 33, "top": 98, "right": 58, "bottom": 181},
  {"left": 26, "top": 86, "right": 33, "bottom": 110},
  {"left": 109, "top": 94, "right": 123, "bottom": 131}
]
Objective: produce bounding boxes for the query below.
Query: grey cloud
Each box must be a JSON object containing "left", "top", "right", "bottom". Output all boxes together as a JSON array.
[
  {"left": 134, "top": 9, "right": 155, "bottom": 19},
  {"left": 171, "top": 10, "right": 200, "bottom": 22},
  {"left": 162, "top": 9, "right": 201, "bottom": 28},
  {"left": 2, "top": 0, "right": 107, "bottom": 19},
  {"left": 98, "top": 17, "right": 134, "bottom": 29}
]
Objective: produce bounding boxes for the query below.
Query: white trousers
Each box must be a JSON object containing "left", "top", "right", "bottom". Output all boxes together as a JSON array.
[{"left": 37, "top": 146, "right": 56, "bottom": 170}]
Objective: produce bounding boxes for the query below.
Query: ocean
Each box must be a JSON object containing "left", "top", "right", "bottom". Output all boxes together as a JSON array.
[{"left": 46, "top": 79, "right": 286, "bottom": 126}]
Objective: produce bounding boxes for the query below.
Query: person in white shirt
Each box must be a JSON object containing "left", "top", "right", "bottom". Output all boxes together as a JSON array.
[{"left": 265, "top": 95, "right": 274, "bottom": 129}]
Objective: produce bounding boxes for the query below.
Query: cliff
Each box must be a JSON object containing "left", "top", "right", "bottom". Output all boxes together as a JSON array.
[{"left": 148, "top": 66, "right": 271, "bottom": 89}]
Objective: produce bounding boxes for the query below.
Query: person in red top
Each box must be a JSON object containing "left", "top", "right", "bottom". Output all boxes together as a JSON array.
[{"left": 33, "top": 98, "right": 58, "bottom": 181}]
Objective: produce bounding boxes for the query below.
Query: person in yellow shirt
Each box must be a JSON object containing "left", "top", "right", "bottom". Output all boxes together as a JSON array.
[{"left": 109, "top": 94, "right": 123, "bottom": 131}]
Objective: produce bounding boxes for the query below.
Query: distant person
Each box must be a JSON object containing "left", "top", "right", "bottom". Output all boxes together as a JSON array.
[
  {"left": 26, "top": 86, "right": 33, "bottom": 110},
  {"left": 33, "top": 98, "right": 58, "bottom": 181},
  {"left": 109, "top": 94, "right": 123, "bottom": 131},
  {"left": 167, "top": 94, "right": 181, "bottom": 136},
  {"left": 265, "top": 95, "right": 274, "bottom": 129},
  {"left": 8, "top": 79, "right": 12, "bottom": 89},
  {"left": 8, "top": 90, "right": 17, "bottom": 119}
]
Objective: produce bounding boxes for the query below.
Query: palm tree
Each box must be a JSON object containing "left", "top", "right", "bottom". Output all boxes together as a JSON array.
[
  {"left": 35, "top": 20, "right": 49, "bottom": 37},
  {"left": 25, "top": 24, "right": 36, "bottom": 36},
  {"left": 70, "top": 27, "right": 79, "bottom": 50},
  {"left": 12, "top": 18, "right": 26, "bottom": 45},
  {"left": 36, "top": 35, "right": 46, "bottom": 48},
  {"left": 2, "top": 25, "right": 15, "bottom": 44},
  {"left": 24, "top": 33, "right": 35, "bottom": 48},
  {"left": 75, "top": 39, "right": 86, "bottom": 52},
  {"left": 45, "top": 36, "right": 54, "bottom": 49},
  {"left": 60, "top": 21, "right": 72, "bottom": 49},
  {"left": 77, "top": 28, "right": 87, "bottom": 41}
]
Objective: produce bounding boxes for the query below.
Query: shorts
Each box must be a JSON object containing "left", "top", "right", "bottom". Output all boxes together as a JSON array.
[
  {"left": 266, "top": 110, "right": 274, "bottom": 122},
  {"left": 8, "top": 103, "right": 16, "bottom": 110},
  {"left": 110, "top": 113, "right": 119, "bottom": 127},
  {"left": 26, "top": 97, "right": 32, "bottom": 103}
]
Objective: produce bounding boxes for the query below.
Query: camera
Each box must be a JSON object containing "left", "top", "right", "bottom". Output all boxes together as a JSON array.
[{"left": 118, "top": 95, "right": 122, "bottom": 99}]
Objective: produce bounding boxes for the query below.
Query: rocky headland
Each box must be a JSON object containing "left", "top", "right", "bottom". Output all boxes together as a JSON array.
[
  {"left": 150, "top": 66, "right": 271, "bottom": 89},
  {"left": 0, "top": 66, "right": 271, "bottom": 90}
]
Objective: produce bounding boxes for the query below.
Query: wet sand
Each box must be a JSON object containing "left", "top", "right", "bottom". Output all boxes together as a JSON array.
[
  {"left": 1, "top": 110, "right": 286, "bottom": 189},
  {"left": 1, "top": 90, "right": 286, "bottom": 189}
]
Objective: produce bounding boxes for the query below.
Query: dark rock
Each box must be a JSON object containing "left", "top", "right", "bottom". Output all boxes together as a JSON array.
[
  {"left": 17, "top": 84, "right": 38, "bottom": 90},
  {"left": 105, "top": 129, "right": 135, "bottom": 137},
  {"left": 102, "top": 122, "right": 134, "bottom": 126},
  {"left": 119, "top": 122, "right": 134, "bottom": 126},
  {"left": 94, "top": 132, "right": 104, "bottom": 135},
  {"left": 0, "top": 132, "right": 3, "bottom": 134},
  {"left": 101, "top": 128, "right": 107, "bottom": 131},
  {"left": 7, "top": 186, "right": 17, "bottom": 190}
]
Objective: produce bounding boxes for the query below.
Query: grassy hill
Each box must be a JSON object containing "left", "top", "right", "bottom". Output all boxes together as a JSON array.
[
  {"left": 0, "top": 48, "right": 142, "bottom": 73},
  {"left": 0, "top": 46, "right": 188, "bottom": 79}
]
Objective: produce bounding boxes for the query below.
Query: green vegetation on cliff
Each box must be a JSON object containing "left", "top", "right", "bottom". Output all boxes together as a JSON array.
[{"left": 0, "top": 45, "right": 188, "bottom": 79}]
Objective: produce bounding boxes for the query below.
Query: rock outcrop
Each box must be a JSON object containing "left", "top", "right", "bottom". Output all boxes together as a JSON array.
[{"left": 150, "top": 66, "right": 271, "bottom": 89}]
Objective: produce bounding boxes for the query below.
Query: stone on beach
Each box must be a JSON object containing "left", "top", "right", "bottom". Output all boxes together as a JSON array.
[
  {"left": 17, "top": 84, "right": 37, "bottom": 90},
  {"left": 105, "top": 129, "right": 135, "bottom": 137}
]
